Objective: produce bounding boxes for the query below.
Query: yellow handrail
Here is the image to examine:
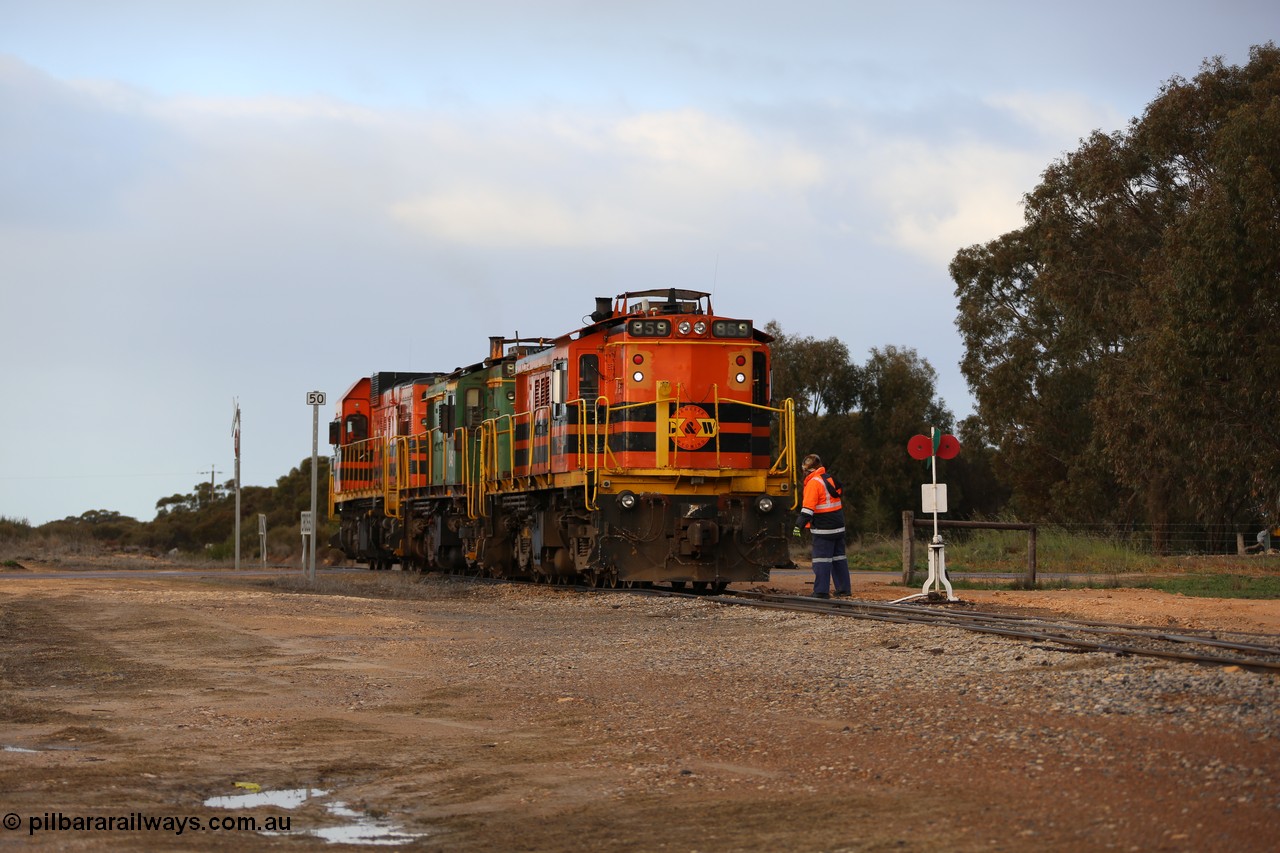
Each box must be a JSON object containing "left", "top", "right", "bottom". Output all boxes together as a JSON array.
[
  {"left": 384, "top": 437, "right": 403, "bottom": 519},
  {"left": 340, "top": 393, "right": 798, "bottom": 519},
  {"left": 454, "top": 427, "right": 477, "bottom": 520}
]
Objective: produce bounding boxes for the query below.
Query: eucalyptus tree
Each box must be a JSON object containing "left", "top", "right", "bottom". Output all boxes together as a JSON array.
[{"left": 952, "top": 44, "right": 1280, "bottom": 531}]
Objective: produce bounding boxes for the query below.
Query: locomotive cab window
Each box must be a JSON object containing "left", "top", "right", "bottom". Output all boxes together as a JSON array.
[
  {"left": 578, "top": 354, "right": 600, "bottom": 401},
  {"left": 752, "top": 352, "right": 769, "bottom": 406},
  {"left": 465, "top": 387, "right": 482, "bottom": 427},
  {"left": 344, "top": 413, "right": 368, "bottom": 443}
]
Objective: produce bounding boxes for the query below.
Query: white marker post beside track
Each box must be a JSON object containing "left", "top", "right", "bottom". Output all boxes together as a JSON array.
[{"left": 306, "top": 390, "right": 326, "bottom": 583}]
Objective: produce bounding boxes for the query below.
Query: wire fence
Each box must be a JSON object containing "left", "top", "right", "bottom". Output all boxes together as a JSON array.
[
  {"left": 927, "top": 520, "right": 1280, "bottom": 576},
  {"left": 1043, "top": 523, "right": 1276, "bottom": 557}
]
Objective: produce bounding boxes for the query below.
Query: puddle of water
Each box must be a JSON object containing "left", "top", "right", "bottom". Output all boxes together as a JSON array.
[
  {"left": 312, "top": 802, "right": 424, "bottom": 845},
  {"left": 203, "top": 787, "right": 427, "bottom": 846},
  {"left": 203, "top": 787, "right": 328, "bottom": 810}
]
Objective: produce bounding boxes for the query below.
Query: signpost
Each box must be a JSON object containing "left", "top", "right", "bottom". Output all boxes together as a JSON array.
[
  {"left": 306, "top": 391, "right": 326, "bottom": 583},
  {"left": 301, "top": 511, "right": 313, "bottom": 574},
  {"left": 898, "top": 427, "right": 961, "bottom": 603},
  {"left": 233, "top": 400, "right": 241, "bottom": 570}
]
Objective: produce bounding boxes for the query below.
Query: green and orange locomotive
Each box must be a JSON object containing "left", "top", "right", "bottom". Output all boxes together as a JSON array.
[{"left": 329, "top": 289, "right": 797, "bottom": 589}]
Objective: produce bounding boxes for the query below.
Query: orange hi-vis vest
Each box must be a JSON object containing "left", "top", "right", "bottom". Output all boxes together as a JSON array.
[{"left": 797, "top": 466, "right": 845, "bottom": 535}]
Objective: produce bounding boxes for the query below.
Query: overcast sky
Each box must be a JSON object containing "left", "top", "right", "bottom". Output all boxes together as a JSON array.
[{"left": 1, "top": 1, "right": 1274, "bottom": 526}]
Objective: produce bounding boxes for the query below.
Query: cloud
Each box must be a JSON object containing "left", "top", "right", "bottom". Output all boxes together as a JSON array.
[
  {"left": 389, "top": 108, "right": 825, "bottom": 248},
  {"left": 391, "top": 188, "right": 638, "bottom": 247},
  {"left": 986, "top": 90, "right": 1124, "bottom": 146},
  {"left": 1, "top": 52, "right": 1085, "bottom": 268},
  {"left": 0, "top": 56, "right": 173, "bottom": 227},
  {"left": 843, "top": 92, "right": 1125, "bottom": 266},
  {"left": 855, "top": 139, "right": 1037, "bottom": 264}
]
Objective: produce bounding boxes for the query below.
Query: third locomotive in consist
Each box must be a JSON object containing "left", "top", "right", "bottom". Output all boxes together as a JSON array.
[{"left": 328, "top": 289, "right": 797, "bottom": 589}]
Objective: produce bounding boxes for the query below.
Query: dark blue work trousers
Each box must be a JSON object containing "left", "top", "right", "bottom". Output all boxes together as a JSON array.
[{"left": 812, "top": 532, "right": 851, "bottom": 596}]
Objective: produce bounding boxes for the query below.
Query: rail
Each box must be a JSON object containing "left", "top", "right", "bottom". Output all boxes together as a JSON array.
[{"left": 718, "top": 590, "right": 1280, "bottom": 671}]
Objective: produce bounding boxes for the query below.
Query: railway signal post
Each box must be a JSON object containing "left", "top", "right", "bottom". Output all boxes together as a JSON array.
[{"left": 897, "top": 428, "right": 961, "bottom": 603}]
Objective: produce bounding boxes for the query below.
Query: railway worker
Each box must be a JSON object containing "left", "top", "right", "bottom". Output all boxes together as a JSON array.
[{"left": 793, "top": 454, "right": 851, "bottom": 598}]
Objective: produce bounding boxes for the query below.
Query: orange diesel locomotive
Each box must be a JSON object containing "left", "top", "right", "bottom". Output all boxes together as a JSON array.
[{"left": 329, "top": 289, "right": 797, "bottom": 589}]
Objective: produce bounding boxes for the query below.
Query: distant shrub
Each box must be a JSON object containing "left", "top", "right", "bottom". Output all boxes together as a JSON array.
[{"left": 0, "top": 516, "right": 33, "bottom": 541}]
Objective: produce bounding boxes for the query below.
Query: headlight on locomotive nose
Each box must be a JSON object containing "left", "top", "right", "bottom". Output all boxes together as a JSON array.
[
  {"left": 618, "top": 490, "right": 638, "bottom": 510},
  {"left": 755, "top": 494, "right": 775, "bottom": 513}
]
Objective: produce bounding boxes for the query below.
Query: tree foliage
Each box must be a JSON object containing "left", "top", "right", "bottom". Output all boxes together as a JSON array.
[
  {"left": 952, "top": 44, "right": 1280, "bottom": 529},
  {"left": 767, "top": 323, "right": 967, "bottom": 534},
  {"left": 27, "top": 459, "right": 333, "bottom": 556},
  {"left": 765, "top": 321, "right": 862, "bottom": 416}
]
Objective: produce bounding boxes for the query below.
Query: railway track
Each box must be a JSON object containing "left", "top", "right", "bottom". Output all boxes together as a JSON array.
[{"left": 647, "top": 588, "right": 1280, "bottom": 671}]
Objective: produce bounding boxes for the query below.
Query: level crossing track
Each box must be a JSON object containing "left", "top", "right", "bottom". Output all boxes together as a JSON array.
[
  {"left": 649, "top": 589, "right": 1280, "bottom": 672},
  {"left": 457, "top": 574, "right": 1280, "bottom": 671}
]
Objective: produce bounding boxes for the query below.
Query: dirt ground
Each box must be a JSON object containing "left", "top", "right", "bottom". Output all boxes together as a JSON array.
[{"left": 1, "top": 558, "right": 1277, "bottom": 851}]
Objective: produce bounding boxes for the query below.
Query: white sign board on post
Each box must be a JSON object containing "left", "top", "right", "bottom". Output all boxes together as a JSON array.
[
  {"left": 921, "top": 483, "right": 948, "bottom": 514},
  {"left": 300, "top": 511, "right": 313, "bottom": 573}
]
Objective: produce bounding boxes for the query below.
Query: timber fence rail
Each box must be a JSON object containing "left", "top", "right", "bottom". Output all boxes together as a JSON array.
[
  {"left": 900, "top": 515, "right": 1278, "bottom": 588},
  {"left": 901, "top": 511, "right": 1037, "bottom": 586}
]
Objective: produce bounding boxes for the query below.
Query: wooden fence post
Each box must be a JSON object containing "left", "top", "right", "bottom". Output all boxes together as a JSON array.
[
  {"left": 902, "top": 510, "right": 915, "bottom": 585},
  {"left": 1026, "top": 525, "right": 1037, "bottom": 587}
]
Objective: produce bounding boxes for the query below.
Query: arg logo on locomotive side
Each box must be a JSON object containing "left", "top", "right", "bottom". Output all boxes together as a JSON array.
[{"left": 669, "top": 404, "right": 719, "bottom": 450}]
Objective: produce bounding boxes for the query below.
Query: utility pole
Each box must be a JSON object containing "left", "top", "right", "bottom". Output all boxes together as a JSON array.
[
  {"left": 233, "top": 400, "right": 241, "bottom": 570},
  {"left": 200, "top": 466, "right": 221, "bottom": 508}
]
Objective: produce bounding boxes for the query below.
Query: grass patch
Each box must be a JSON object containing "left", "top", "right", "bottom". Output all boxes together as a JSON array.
[
  {"left": 941, "top": 526, "right": 1164, "bottom": 574},
  {"left": 888, "top": 526, "right": 1280, "bottom": 580},
  {"left": 1130, "top": 574, "right": 1280, "bottom": 599},
  {"left": 936, "top": 573, "right": 1279, "bottom": 599}
]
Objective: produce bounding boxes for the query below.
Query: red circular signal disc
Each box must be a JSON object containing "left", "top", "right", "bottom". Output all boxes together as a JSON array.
[
  {"left": 907, "top": 434, "right": 932, "bottom": 460},
  {"left": 937, "top": 434, "right": 961, "bottom": 459}
]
